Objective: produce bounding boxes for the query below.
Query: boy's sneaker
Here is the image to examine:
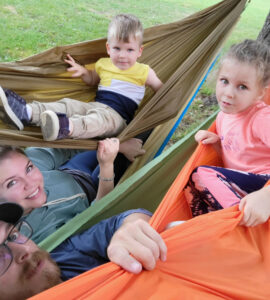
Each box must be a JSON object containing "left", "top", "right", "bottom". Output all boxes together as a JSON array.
[
  {"left": 0, "top": 86, "right": 29, "bottom": 130},
  {"left": 40, "top": 110, "right": 70, "bottom": 141}
]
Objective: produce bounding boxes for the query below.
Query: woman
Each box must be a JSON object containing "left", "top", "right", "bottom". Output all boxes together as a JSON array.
[{"left": 0, "top": 137, "right": 145, "bottom": 243}]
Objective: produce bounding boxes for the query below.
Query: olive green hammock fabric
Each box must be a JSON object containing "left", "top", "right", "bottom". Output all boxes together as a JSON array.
[
  {"left": 40, "top": 112, "right": 217, "bottom": 251},
  {"left": 0, "top": 0, "right": 246, "bottom": 169}
]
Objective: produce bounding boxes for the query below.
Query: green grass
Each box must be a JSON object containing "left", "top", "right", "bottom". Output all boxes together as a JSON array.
[
  {"left": 0, "top": 0, "right": 269, "bottom": 62},
  {"left": 0, "top": 0, "right": 269, "bottom": 147}
]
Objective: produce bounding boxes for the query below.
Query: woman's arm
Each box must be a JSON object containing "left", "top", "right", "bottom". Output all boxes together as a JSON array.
[{"left": 95, "top": 138, "right": 119, "bottom": 201}]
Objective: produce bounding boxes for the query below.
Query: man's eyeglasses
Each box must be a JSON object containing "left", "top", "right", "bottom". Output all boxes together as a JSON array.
[{"left": 0, "top": 220, "right": 33, "bottom": 277}]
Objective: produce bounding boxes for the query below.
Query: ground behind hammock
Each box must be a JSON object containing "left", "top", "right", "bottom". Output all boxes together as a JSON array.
[{"left": 0, "top": 0, "right": 269, "bottom": 146}]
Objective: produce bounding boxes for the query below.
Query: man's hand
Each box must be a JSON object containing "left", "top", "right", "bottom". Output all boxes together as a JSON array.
[
  {"left": 119, "top": 138, "right": 146, "bottom": 162},
  {"left": 195, "top": 130, "right": 220, "bottom": 144},
  {"left": 107, "top": 213, "right": 167, "bottom": 274},
  {"left": 239, "top": 186, "right": 270, "bottom": 227}
]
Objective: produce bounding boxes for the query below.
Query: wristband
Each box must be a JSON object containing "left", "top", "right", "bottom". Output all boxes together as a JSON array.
[{"left": 98, "top": 174, "right": 115, "bottom": 181}]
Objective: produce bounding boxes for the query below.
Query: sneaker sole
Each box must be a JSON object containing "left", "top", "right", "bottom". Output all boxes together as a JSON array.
[
  {"left": 40, "top": 110, "right": 60, "bottom": 141},
  {"left": 0, "top": 86, "right": 24, "bottom": 130}
]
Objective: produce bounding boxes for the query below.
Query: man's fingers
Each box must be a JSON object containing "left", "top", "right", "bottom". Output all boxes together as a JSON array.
[
  {"left": 141, "top": 222, "right": 167, "bottom": 262},
  {"left": 108, "top": 245, "right": 142, "bottom": 274},
  {"left": 108, "top": 219, "right": 167, "bottom": 273},
  {"left": 108, "top": 236, "right": 157, "bottom": 272}
]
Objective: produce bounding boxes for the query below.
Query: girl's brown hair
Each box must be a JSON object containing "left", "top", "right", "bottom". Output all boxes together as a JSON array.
[{"left": 223, "top": 39, "right": 270, "bottom": 87}]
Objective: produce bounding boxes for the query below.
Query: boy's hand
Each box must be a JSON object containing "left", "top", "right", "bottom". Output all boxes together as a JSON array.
[
  {"left": 119, "top": 138, "right": 146, "bottom": 162},
  {"left": 97, "top": 138, "right": 120, "bottom": 166},
  {"left": 239, "top": 187, "right": 270, "bottom": 227},
  {"left": 195, "top": 130, "right": 220, "bottom": 144},
  {"left": 64, "top": 54, "right": 88, "bottom": 78}
]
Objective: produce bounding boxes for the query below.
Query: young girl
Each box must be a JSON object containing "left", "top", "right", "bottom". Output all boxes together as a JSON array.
[{"left": 185, "top": 39, "right": 270, "bottom": 227}]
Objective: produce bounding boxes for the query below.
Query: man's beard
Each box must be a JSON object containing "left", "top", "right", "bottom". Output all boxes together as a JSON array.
[{"left": 21, "top": 249, "right": 62, "bottom": 297}]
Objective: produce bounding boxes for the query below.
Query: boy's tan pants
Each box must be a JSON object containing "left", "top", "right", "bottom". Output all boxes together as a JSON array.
[{"left": 30, "top": 98, "right": 127, "bottom": 139}]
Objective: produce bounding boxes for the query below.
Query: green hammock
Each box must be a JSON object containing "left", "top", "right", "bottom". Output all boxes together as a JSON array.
[
  {"left": 0, "top": 0, "right": 246, "bottom": 168},
  {"left": 0, "top": 0, "right": 247, "bottom": 251},
  {"left": 40, "top": 112, "right": 217, "bottom": 251}
]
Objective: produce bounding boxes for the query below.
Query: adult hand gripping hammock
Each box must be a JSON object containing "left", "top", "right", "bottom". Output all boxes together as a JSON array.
[
  {"left": 31, "top": 121, "right": 270, "bottom": 299},
  {"left": 0, "top": 0, "right": 246, "bottom": 160},
  {"left": 3, "top": 1, "right": 267, "bottom": 299}
]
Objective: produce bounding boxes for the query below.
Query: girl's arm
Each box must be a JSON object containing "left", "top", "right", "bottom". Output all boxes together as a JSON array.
[
  {"left": 145, "top": 68, "right": 163, "bottom": 92},
  {"left": 65, "top": 54, "right": 100, "bottom": 86}
]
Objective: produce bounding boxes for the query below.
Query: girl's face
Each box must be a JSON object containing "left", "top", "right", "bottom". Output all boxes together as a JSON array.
[
  {"left": 216, "top": 58, "right": 266, "bottom": 114},
  {"left": 0, "top": 152, "right": 46, "bottom": 214}
]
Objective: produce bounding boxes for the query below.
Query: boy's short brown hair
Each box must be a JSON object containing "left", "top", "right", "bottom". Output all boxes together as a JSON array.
[{"left": 107, "top": 14, "right": 143, "bottom": 45}]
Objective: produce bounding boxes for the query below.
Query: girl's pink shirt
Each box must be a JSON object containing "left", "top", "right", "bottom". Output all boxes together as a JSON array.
[{"left": 216, "top": 101, "right": 270, "bottom": 174}]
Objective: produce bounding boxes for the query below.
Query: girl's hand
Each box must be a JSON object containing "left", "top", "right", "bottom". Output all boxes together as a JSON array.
[
  {"left": 195, "top": 130, "right": 220, "bottom": 144},
  {"left": 239, "top": 186, "right": 270, "bottom": 227}
]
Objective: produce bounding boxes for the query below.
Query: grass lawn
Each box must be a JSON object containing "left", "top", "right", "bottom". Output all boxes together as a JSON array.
[
  {"left": 0, "top": 0, "right": 268, "bottom": 62},
  {"left": 0, "top": 0, "right": 269, "bottom": 147}
]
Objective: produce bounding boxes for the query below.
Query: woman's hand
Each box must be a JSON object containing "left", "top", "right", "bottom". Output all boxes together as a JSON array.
[{"left": 97, "top": 138, "right": 119, "bottom": 166}]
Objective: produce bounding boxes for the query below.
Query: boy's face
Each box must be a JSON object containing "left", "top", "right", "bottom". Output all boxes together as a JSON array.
[
  {"left": 216, "top": 58, "right": 265, "bottom": 114},
  {"left": 106, "top": 36, "right": 143, "bottom": 70}
]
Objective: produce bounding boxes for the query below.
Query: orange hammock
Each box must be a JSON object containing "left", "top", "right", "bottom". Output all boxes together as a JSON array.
[{"left": 30, "top": 122, "right": 270, "bottom": 300}]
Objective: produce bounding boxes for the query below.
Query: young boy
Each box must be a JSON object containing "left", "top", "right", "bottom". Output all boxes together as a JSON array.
[{"left": 0, "top": 14, "right": 163, "bottom": 141}]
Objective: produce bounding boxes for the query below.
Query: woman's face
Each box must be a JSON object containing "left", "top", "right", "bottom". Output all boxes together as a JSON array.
[{"left": 0, "top": 152, "right": 46, "bottom": 213}]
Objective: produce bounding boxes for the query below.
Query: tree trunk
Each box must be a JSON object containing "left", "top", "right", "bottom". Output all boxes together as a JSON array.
[{"left": 257, "top": 10, "right": 270, "bottom": 46}]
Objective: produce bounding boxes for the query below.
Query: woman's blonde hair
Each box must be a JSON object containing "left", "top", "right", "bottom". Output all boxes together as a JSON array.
[{"left": 0, "top": 146, "right": 25, "bottom": 162}]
